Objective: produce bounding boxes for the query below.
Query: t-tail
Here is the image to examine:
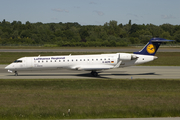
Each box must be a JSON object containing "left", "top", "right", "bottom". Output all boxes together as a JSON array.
[{"left": 133, "top": 38, "right": 174, "bottom": 56}]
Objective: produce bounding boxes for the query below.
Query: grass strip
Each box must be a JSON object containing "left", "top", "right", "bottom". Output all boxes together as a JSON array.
[{"left": 0, "top": 79, "right": 180, "bottom": 119}]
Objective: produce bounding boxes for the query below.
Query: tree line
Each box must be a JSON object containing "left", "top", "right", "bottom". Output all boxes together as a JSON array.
[{"left": 0, "top": 19, "right": 179, "bottom": 47}]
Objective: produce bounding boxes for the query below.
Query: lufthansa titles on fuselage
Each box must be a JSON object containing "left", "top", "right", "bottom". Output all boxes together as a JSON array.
[{"left": 34, "top": 57, "right": 65, "bottom": 61}]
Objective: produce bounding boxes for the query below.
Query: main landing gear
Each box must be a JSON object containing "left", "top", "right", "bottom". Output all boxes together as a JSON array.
[
  {"left": 14, "top": 71, "right": 18, "bottom": 76},
  {"left": 91, "top": 71, "right": 98, "bottom": 77}
]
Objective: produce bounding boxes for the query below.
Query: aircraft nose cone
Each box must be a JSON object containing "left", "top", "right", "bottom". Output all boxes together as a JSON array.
[
  {"left": 5, "top": 65, "right": 14, "bottom": 73},
  {"left": 5, "top": 65, "right": 9, "bottom": 69},
  {"left": 5, "top": 64, "right": 11, "bottom": 69}
]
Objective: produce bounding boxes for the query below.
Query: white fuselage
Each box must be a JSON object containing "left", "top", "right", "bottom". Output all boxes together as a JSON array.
[{"left": 5, "top": 53, "right": 157, "bottom": 72}]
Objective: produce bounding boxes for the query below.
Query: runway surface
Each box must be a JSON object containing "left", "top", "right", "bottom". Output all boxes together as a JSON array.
[
  {"left": 0, "top": 48, "right": 180, "bottom": 52},
  {"left": 1, "top": 65, "right": 180, "bottom": 79}
]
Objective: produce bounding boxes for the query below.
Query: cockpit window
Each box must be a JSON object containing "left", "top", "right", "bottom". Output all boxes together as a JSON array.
[{"left": 13, "top": 60, "right": 22, "bottom": 63}]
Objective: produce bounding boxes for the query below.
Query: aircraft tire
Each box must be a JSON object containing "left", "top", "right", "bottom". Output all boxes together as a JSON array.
[
  {"left": 91, "top": 71, "right": 98, "bottom": 77},
  {"left": 15, "top": 71, "right": 18, "bottom": 76}
]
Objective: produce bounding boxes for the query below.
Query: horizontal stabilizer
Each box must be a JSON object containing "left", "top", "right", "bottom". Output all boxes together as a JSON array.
[{"left": 151, "top": 39, "right": 174, "bottom": 42}]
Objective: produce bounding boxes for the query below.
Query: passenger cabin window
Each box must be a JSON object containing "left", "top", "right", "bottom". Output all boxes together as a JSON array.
[{"left": 13, "top": 60, "right": 22, "bottom": 63}]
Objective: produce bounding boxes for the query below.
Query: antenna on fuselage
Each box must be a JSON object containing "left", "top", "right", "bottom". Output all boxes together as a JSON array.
[
  {"left": 69, "top": 54, "right": 71, "bottom": 56},
  {"left": 38, "top": 55, "right": 41, "bottom": 57}
]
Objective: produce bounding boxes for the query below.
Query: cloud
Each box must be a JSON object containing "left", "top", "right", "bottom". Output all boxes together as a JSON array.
[
  {"left": 74, "top": 6, "right": 80, "bottom": 9},
  {"left": 127, "top": 13, "right": 143, "bottom": 18},
  {"left": 161, "top": 14, "right": 176, "bottom": 19},
  {"left": 89, "top": 1, "right": 97, "bottom": 4},
  {"left": 52, "top": 8, "right": 69, "bottom": 13},
  {"left": 64, "top": 9, "right": 69, "bottom": 13},
  {"left": 52, "top": 8, "right": 63, "bottom": 12},
  {"left": 94, "top": 11, "right": 104, "bottom": 16},
  {"left": 51, "top": 18, "right": 58, "bottom": 20}
]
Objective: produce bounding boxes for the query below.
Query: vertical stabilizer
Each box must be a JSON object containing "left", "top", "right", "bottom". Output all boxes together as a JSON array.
[{"left": 133, "top": 38, "right": 174, "bottom": 56}]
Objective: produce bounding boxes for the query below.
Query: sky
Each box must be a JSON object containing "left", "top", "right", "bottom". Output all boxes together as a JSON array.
[{"left": 0, "top": 0, "right": 180, "bottom": 25}]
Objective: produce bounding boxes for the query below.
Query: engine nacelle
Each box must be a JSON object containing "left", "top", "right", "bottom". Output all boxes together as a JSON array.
[{"left": 119, "top": 53, "right": 138, "bottom": 60}]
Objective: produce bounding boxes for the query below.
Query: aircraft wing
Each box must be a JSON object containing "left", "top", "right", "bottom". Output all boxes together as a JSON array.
[{"left": 71, "top": 65, "right": 114, "bottom": 71}]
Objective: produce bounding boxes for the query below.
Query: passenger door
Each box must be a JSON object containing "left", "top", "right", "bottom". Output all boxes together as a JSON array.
[{"left": 26, "top": 57, "right": 33, "bottom": 68}]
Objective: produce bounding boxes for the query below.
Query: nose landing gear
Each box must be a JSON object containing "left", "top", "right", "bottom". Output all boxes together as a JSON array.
[{"left": 14, "top": 71, "right": 18, "bottom": 76}]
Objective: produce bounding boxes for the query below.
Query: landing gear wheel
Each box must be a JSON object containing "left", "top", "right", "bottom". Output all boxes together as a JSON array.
[
  {"left": 14, "top": 71, "right": 18, "bottom": 76},
  {"left": 91, "top": 71, "right": 98, "bottom": 77}
]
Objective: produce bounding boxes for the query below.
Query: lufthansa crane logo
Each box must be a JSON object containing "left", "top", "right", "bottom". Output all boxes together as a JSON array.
[{"left": 146, "top": 44, "right": 156, "bottom": 54}]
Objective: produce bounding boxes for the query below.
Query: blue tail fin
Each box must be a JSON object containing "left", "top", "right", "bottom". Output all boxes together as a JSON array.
[{"left": 133, "top": 38, "right": 174, "bottom": 56}]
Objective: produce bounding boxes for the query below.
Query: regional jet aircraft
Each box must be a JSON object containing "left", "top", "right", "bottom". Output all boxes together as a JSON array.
[{"left": 5, "top": 38, "right": 174, "bottom": 77}]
